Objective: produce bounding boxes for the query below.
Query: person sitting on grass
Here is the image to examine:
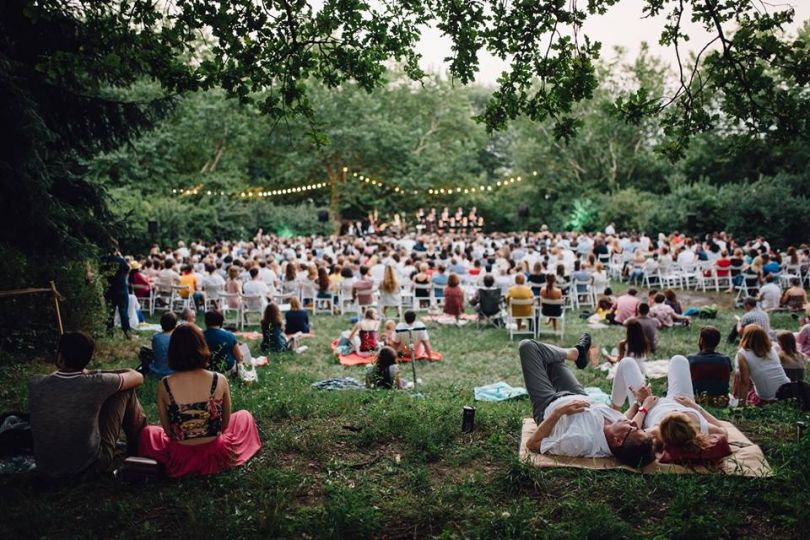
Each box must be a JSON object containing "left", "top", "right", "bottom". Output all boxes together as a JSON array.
[
  {"left": 150, "top": 311, "right": 178, "bottom": 377},
  {"left": 734, "top": 324, "right": 791, "bottom": 406},
  {"left": 365, "top": 346, "right": 402, "bottom": 389},
  {"left": 519, "top": 335, "right": 656, "bottom": 468},
  {"left": 607, "top": 288, "right": 640, "bottom": 325},
  {"left": 776, "top": 331, "right": 807, "bottom": 383},
  {"left": 627, "top": 302, "right": 660, "bottom": 354},
  {"left": 284, "top": 296, "right": 310, "bottom": 335},
  {"left": 650, "top": 293, "right": 691, "bottom": 328},
  {"left": 347, "top": 307, "right": 381, "bottom": 357},
  {"left": 443, "top": 272, "right": 465, "bottom": 320},
  {"left": 687, "top": 326, "right": 732, "bottom": 406},
  {"left": 202, "top": 310, "right": 243, "bottom": 373},
  {"left": 179, "top": 307, "right": 196, "bottom": 325},
  {"left": 391, "top": 310, "right": 432, "bottom": 359},
  {"left": 138, "top": 324, "right": 261, "bottom": 478},
  {"left": 260, "top": 302, "right": 300, "bottom": 353},
  {"left": 603, "top": 319, "right": 650, "bottom": 374},
  {"left": 29, "top": 331, "right": 147, "bottom": 479},
  {"left": 780, "top": 277, "right": 807, "bottom": 313}
]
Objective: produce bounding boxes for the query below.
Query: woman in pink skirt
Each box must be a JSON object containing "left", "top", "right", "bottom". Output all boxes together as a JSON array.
[{"left": 139, "top": 324, "right": 261, "bottom": 477}]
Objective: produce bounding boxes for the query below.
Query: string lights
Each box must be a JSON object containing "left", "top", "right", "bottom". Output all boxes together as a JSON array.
[{"left": 170, "top": 169, "right": 539, "bottom": 200}]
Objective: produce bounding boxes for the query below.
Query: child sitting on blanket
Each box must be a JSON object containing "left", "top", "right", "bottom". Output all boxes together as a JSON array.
[
  {"left": 391, "top": 310, "right": 433, "bottom": 359},
  {"left": 382, "top": 319, "right": 397, "bottom": 348},
  {"left": 365, "top": 347, "right": 402, "bottom": 389},
  {"left": 347, "top": 307, "right": 381, "bottom": 357}
]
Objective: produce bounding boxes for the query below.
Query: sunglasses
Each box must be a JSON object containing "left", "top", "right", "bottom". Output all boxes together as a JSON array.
[{"left": 619, "top": 424, "right": 638, "bottom": 448}]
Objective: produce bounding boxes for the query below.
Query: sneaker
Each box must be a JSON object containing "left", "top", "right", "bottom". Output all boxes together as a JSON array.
[
  {"left": 575, "top": 333, "right": 591, "bottom": 369},
  {"left": 294, "top": 345, "right": 308, "bottom": 354}
]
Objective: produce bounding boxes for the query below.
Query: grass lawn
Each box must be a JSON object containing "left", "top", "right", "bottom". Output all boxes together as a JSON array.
[{"left": 1, "top": 288, "right": 808, "bottom": 539}]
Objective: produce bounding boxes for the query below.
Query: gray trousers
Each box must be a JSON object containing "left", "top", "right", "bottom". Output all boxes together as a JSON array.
[{"left": 519, "top": 340, "right": 586, "bottom": 424}]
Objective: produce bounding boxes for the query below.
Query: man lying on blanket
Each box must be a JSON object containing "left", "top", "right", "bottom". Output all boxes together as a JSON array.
[{"left": 520, "top": 336, "right": 726, "bottom": 468}]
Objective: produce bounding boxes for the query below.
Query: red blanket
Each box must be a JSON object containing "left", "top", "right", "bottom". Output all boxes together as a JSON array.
[{"left": 330, "top": 339, "right": 442, "bottom": 366}]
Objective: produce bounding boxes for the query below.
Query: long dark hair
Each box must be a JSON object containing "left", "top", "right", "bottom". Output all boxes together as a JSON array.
[
  {"left": 374, "top": 347, "right": 398, "bottom": 389},
  {"left": 261, "top": 302, "right": 283, "bottom": 330},
  {"left": 624, "top": 320, "right": 650, "bottom": 357},
  {"left": 317, "top": 266, "right": 330, "bottom": 292}
]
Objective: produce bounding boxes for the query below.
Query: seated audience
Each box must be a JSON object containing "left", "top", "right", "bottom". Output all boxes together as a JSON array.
[
  {"left": 687, "top": 326, "right": 732, "bottom": 405},
  {"left": 443, "top": 272, "right": 465, "bottom": 319},
  {"left": 348, "top": 308, "right": 381, "bottom": 357},
  {"left": 628, "top": 302, "right": 660, "bottom": 354},
  {"left": 139, "top": 324, "right": 261, "bottom": 477},
  {"left": 352, "top": 265, "right": 375, "bottom": 307},
  {"left": 243, "top": 267, "right": 271, "bottom": 307},
  {"left": 391, "top": 310, "right": 432, "bottom": 358},
  {"left": 757, "top": 274, "right": 781, "bottom": 312},
  {"left": 650, "top": 293, "right": 690, "bottom": 328},
  {"left": 527, "top": 262, "right": 546, "bottom": 296},
  {"left": 261, "top": 302, "right": 299, "bottom": 353},
  {"left": 608, "top": 288, "right": 640, "bottom": 325},
  {"left": 284, "top": 297, "right": 310, "bottom": 335},
  {"left": 777, "top": 331, "right": 807, "bottom": 383},
  {"left": 150, "top": 312, "right": 178, "bottom": 377},
  {"left": 470, "top": 274, "right": 502, "bottom": 320},
  {"left": 539, "top": 274, "right": 563, "bottom": 331},
  {"left": 432, "top": 264, "right": 449, "bottom": 299},
  {"left": 202, "top": 310, "right": 243, "bottom": 372},
  {"left": 29, "top": 331, "right": 146, "bottom": 478},
  {"left": 224, "top": 266, "right": 243, "bottom": 309},
  {"left": 180, "top": 307, "right": 196, "bottom": 325},
  {"left": 129, "top": 262, "right": 152, "bottom": 299},
  {"left": 729, "top": 297, "right": 772, "bottom": 343},
  {"left": 780, "top": 277, "right": 807, "bottom": 313},
  {"left": 604, "top": 319, "right": 650, "bottom": 376},
  {"left": 179, "top": 264, "right": 204, "bottom": 309},
  {"left": 506, "top": 273, "right": 534, "bottom": 326},
  {"left": 734, "top": 324, "right": 790, "bottom": 405},
  {"left": 365, "top": 346, "right": 402, "bottom": 389}
]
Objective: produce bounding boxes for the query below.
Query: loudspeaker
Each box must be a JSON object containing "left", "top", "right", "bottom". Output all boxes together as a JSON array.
[
  {"left": 148, "top": 220, "right": 158, "bottom": 235},
  {"left": 317, "top": 210, "right": 329, "bottom": 223},
  {"left": 517, "top": 206, "right": 529, "bottom": 218},
  {"left": 686, "top": 214, "right": 697, "bottom": 231}
]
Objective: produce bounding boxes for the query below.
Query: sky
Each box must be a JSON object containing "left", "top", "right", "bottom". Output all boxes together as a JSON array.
[{"left": 414, "top": 1, "right": 810, "bottom": 86}]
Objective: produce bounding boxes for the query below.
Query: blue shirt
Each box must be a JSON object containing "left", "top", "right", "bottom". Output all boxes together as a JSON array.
[
  {"left": 432, "top": 274, "right": 448, "bottom": 298},
  {"left": 150, "top": 332, "right": 173, "bottom": 377},
  {"left": 762, "top": 261, "right": 781, "bottom": 276},
  {"left": 203, "top": 328, "right": 238, "bottom": 371},
  {"left": 285, "top": 309, "right": 310, "bottom": 334}
]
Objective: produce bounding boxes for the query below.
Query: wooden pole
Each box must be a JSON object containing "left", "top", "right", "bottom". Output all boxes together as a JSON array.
[{"left": 50, "top": 280, "right": 64, "bottom": 335}]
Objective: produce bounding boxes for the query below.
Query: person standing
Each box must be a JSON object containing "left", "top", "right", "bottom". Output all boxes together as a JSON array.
[{"left": 103, "top": 248, "right": 132, "bottom": 339}]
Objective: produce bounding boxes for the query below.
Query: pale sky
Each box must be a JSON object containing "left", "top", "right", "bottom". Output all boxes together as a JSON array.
[{"left": 415, "top": 1, "right": 810, "bottom": 86}]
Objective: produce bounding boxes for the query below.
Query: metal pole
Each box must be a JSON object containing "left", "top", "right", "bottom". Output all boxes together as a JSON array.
[{"left": 50, "top": 280, "right": 64, "bottom": 335}]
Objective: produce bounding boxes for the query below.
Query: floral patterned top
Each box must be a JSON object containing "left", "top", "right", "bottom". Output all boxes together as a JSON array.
[{"left": 163, "top": 373, "right": 223, "bottom": 441}]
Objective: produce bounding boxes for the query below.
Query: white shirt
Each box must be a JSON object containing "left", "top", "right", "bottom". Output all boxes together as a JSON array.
[
  {"left": 540, "top": 395, "right": 623, "bottom": 457},
  {"left": 677, "top": 249, "right": 696, "bottom": 266},
  {"left": 202, "top": 273, "right": 225, "bottom": 293},
  {"left": 258, "top": 267, "right": 277, "bottom": 287},
  {"left": 158, "top": 268, "right": 180, "bottom": 287},
  {"left": 759, "top": 283, "right": 781, "bottom": 311},
  {"left": 391, "top": 322, "right": 429, "bottom": 346},
  {"left": 243, "top": 279, "right": 270, "bottom": 298},
  {"left": 644, "top": 398, "right": 708, "bottom": 433}
]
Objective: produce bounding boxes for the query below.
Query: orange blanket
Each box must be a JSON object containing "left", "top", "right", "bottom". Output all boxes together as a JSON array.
[{"left": 330, "top": 339, "right": 442, "bottom": 366}]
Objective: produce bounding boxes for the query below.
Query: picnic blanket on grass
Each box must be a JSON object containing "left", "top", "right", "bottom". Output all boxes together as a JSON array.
[
  {"left": 474, "top": 382, "right": 528, "bottom": 401},
  {"left": 311, "top": 377, "right": 365, "bottom": 390},
  {"left": 599, "top": 359, "right": 670, "bottom": 380},
  {"left": 519, "top": 418, "right": 771, "bottom": 476},
  {"left": 330, "top": 339, "right": 442, "bottom": 366}
]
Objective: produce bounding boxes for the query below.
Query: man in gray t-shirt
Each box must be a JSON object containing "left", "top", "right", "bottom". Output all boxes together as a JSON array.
[{"left": 29, "top": 332, "right": 146, "bottom": 478}]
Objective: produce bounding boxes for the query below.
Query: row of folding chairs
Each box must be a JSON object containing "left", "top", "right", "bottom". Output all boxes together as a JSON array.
[{"left": 505, "top": 297, "right": 566, "bottom": 341}]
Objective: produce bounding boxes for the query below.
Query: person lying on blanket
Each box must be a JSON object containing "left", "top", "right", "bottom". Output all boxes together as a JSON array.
[
  {"left": 390, "top": 310, "right": 433, "bottom": 359},
  {"left": 519, "top": 336, "right": 656, "bottom": 468},
  {"left": 609, "top": 355, "right": 728, "bottom": 452}
]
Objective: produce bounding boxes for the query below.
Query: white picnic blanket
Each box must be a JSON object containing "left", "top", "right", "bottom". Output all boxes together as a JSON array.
[{"left": 599, "top": 359, "right": 671, "bottom": 380}]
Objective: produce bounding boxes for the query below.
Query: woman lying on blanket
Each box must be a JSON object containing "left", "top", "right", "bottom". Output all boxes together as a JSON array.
[
  {"left": 347, "top": 307, "right": 381, "bottom": 357},
  {"left": 365, "top": 347, "right": 402, "bottom": 389}
]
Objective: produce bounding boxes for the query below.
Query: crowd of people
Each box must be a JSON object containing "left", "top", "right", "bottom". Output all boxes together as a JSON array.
[{"left": 24, "top": 226, "right": 810, "bottom": 482}]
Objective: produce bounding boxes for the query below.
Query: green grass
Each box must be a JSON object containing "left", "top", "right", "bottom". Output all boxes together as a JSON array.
[{"left": 1, "top": 289, "right": 808, "bottom": 539}]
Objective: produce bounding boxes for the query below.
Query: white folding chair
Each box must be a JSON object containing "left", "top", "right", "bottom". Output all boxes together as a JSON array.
[
  {"left": 154, "top": 284, "right": 173, "bottom": 312},
  {"left": 314, "top": 294, "right": 334, "bottom": 315},
  {"left": 506, "top": 298, "right": 536, "bottom": 340},
  {"left": 734, "top": 273, "right": 760, "bottom": 305},
  {"left": 132, "top": 285, "right": 155, "bottom": 316},
  {"left": 240, "top": 294, "right": 265, "bottom": 329},
  {"left": 203, "top": 283, "right": 224, "bottom": 311},
  {"left": 219, "top": 292, "right": 242, "bottom": 327},
  {"left": 411, "top": 283, "right": 433, "bottom": 311},
  {"left": 573, "top": 280, "right": 595, "bottom": 309},
  {"left": 538, "top": 298, "right": 565, "bottom": 339},
  {"left": 169, "top": 285, "right": 191, "bottom": 312},
  {"left": 431, "top": 283, "right": 445, "bottom": 309}
]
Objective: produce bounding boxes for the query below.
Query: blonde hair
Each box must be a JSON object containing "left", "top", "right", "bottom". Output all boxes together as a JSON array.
[
  {"left": 381, "top": 265, "right": 399, "bottom": 293},
  {"left": 289, "top": 296, "right": 302, "bottom": 310},
  {"left": 740, "top": 324, "right": 772, "bottom": 358},
  {"left": 660, "top": 412, "right": 711, "bottom": 453}
]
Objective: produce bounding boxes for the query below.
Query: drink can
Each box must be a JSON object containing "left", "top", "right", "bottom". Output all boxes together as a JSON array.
[
  {"left": 797, "top": 421, "right": 807, "bottom": 443},
  {"left": 462, "top": 406, "right": 476, "bottom": 433}
]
